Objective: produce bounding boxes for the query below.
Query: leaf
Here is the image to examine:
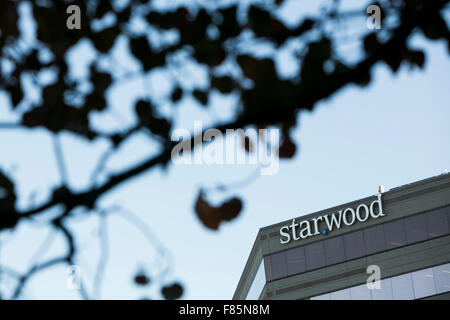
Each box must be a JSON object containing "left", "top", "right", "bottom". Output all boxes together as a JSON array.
[
  {"left": 134, "top": 271, "right": 150, "bottom": 286},
  {"left": 147, "top": 116, "right": 171, "bottom": 139},
  {"left": 116, "top": 5, "right": 132, "bottom": 22},
  {"left": 179, "top": 9, "right": 211, "bottom": 45},
  {"left": 247, "top": 6, "right": 271, "bottom": 32},
  {"left": 195, "top": 192, "right": 221, "bottom": 230},
  {"left": 22, "top": 102, "right": 90, "bottom": 136},
  {"left": 135, "top": 100, "right": 154, "bottom": 120},
  {"left": 94, "top": 2, "right": 112, "bottom": 19},
  {"left": 194, "top": 192, "right": 243, "bottom": 230},
  {"left": 7, "top": 82, "right": 24, "bottom": 108},
  {"left": 236, "top": 55, "right": 259, "bottom": 80},
  {"left": 0, "top": 1, "right": 20, "bottom": 39},
  {"left": 354, "top": 70, "right": 372, "bottom": 87},
  {"left": 211, "top": 75, "right": 234, "bottom": 94},
  {"left": 300, "top": 37, "right": 332, "bottom": 86},
  {"left": 292, "top": 18, "right": 315, "bottom": 36},
  {"left": 51, "top": 186, "right": 71, "bottom": 201},
  {"left": 218, "top": 198, "right": 243, "bottom": 222},
  {"left": 134, "top": 100, "right": 171, "bottom": 139},
  {"left": 192, "top": 89, "right": 209, "bottom": 106},
  {"left": 383, "top": 52, "right": 403, "bottom": 73},
  {"left": 193, "top": 40, "right": 226, "bottom": 67},
  {"left": 110, "top": 134, "right": 123, "bottom": 148},
  {"left": 420, "top": 14, "right": 449, "bottom": 41},
  {"left": 161, "top": 283, "right": 183, "bottom": 300},
  {"left": 84, "top": 66, "right": 112, "bottom": 112},
  {"left": 247, "top": 5, "right": 289, "bottom": 45},
  {"left": 171, "top": 86, "right": 183, "bottom": 103},
  {"left": 0, "top": 170, "right": 18, "bottom": 230},
  {"left": 146, "top": 7, "right": 189, "bottom": 30},
  {"left": 305, "top": 37, "right": 332, "bottom": 64},
  {"left": 91, "top": 26, "right": 120, "bottom": 54},
  {"left": 0, "top": 171, "right": 15, "bottom": 204},
  {"left": 217, "top": 6, "right": 240, "bottom": 41},
  {"left": 24, "top": 49, "right": 42, "bottom": 71},
  {"left": 130, "top": 36, "right": 164, "bottom": 72},
  {"left": 22, "top": 106, "right": 47, "bottom": 128},
  {"left": 278, "top": 135, "right": 296, "bottom": 159},
  {"left": 84, "top": 92, "right": 107, "bottom": 112},
  {"left": 405, "top": 49, "right": 426, "bottom": 69},
  {"left": 363, "top": 33, "right": 380, "bottom": 54},
  {"left": 236, "top": 55, "right": 276, "bottom": 82}
]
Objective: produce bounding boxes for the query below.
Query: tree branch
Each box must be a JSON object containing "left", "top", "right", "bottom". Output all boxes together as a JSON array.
[{"left": 4, "top": 0, "right": 447, "bottom": 231}]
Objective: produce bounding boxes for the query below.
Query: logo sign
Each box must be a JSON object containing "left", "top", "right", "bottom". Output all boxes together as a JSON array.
[{"left": 280, "top": 193, "right": 385, "bottom": 244}]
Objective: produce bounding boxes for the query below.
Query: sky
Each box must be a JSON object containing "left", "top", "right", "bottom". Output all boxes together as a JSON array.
[{"left": 0, "top": 0, "right": 449, "bottom": 300}]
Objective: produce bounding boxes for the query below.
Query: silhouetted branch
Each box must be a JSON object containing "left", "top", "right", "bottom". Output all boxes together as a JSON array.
[
  {"left": 52, "top": 135, "right": 69, "bottom": 185},
  {"left": 1, "top": 0, "right": 448, "bottom": 300},
  {"left": 107, "top": 205, "right": 173, "bottom": 282},
  {"left": 7, "top": 0, "right": 446, "bottom": 227},
  {"left": 11, "top": 256, "right": 67, "bottom": 299},
  {"left": 10, "top": 209, "right": 90, "bottom": 299},
  {"left": 93, "top": 211, "right": 109, "bottom": 299}
]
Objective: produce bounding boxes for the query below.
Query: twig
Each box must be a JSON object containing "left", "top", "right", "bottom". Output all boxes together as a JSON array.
[
  {"left": 93, "top": 211, "right": 109, "bottom": 299},
  {"left": 52, "top": 134, "right": 69, "bottom": 185}
]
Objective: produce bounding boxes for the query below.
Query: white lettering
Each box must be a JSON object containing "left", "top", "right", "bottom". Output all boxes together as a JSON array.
[
  {"left": 343, "top": 208, "right": 356, "bottom": 226},
  {"left": 356, "top": 204, "right": 370, "bottom": 222},
  {"left": 299, "top": 220, "right": 313, "bottom": 239},
  {"left": 370, "top": 194, "right": 385, "bottom": 219},
  {"left": 279, "top": 191, "right": 386, "bottom": 244},
  {"left": 323, "top": 210, "right": 343, "bottom": 231},
  {"left": 280, "top": 226, "right": 290, "bottom": 244}
]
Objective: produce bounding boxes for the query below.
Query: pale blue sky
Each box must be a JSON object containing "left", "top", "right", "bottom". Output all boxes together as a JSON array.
[{"left": 0, "top": 1, "right": 449, "bottom": 300}]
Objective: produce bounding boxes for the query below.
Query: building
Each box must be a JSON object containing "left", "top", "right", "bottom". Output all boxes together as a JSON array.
[{"left": 233, "top": 174, "right": 450, "bottom": 300}]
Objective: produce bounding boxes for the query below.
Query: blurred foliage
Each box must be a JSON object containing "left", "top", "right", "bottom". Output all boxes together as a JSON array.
[{"left": 0, "top": 0, "right": 449, "bottom": 299}]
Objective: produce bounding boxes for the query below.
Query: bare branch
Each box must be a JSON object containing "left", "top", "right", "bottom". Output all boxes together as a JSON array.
[
  {"left": 52, "top": 135, "right": 69, "bottom": 186},
  {"left": 93, "top": 211, "right": 109, "bottom": 299}
]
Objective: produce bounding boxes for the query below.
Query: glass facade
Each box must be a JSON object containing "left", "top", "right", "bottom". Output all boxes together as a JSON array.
[
  {"left": 246, "top": 260, "right": 266, "bottom": 300},
  {"left": 265, "top": 205, "right": 450, "bottom": 282},
  {"left": 310, "top": 262, "right": 450, "bottom": 300}
]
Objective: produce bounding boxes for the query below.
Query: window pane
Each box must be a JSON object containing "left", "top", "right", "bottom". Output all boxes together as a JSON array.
[
  {"left": 286, "top": 246, "right": 306, "bottom": 276},
  {"left": 330, "top": 288, "right": 351, "bottom": 300},
  {"left": 350, "top": 284, "right": 372, "bottom": 300},
  {"left": 426, "top": 207, "right": 450, "bottom": 238},
  {"left": 384, "top": 219, "right": 407, "bottom": 249},
  {"left": 447, "top": 206, "right": 450, "bottom": 230},
  {"left": 391, "top": 273, "right": 415, "bottom": 300},
  {"left": 371, "top": 278, "right": 393, "bottom": 300},
  {"left": 324, "top": 236, "right": 346, "bottom": 265},
  {"left": 405, "top": 214, "right": 428, "bottom": 244},
  {"left": 432, "top": 263, "right": 450, "bottom": 294},
  {"left": 270, "top": 251, "right": 287, "bottom": 280},
  {"left": 263, "top": 256, "right": 273, "bottom": 282},
  {"left": 311, "top": 293, "right": 330, "bottom": 300},
  {"left": 246, "top": 261, "right": 266, "bottom": 300},
  {"left": 344, "top": 231, "right": 365, "bottom": 260},
  {"left": 305, "top": 242, "right": 326, "bottom": 270},
  {"left": 412, "top": 268, "right": 436, "bottom": 299},
  {"left": 363, "top": 224, "right": 386, "bottom": 255}
]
